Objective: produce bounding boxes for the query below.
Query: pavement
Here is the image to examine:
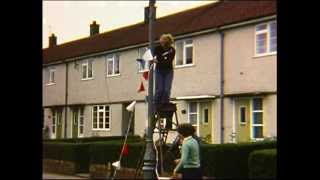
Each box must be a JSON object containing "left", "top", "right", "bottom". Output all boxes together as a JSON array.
[{"left": 43, "top": 172, "right": 90, "bottom": 179}]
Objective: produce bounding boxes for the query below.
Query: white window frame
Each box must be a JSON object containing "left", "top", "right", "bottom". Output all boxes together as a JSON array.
[
  {"left": 81, "top": 60, "right": 94, "bottom": 80},
  {"left": 188, "top": 101, "right": 200, "bottom": 136},
  {"left": 138, "top": 47, "right": 149, "bottom": 73},
  {"left": 175, "top": 39, "right": 195, "bottom": 68},
  {"left": 46, "top": 68, "right": 56, "bottom": 85},
  {"left": 250, "top": 98, "right": 264, "bottom": 141},
  {"left": 92, "top": 105, "right": 111, "bottom": 131},
  {"left": 239, "top": 106, "right": 247, "bottom": 125},
  {"left": 106, "top": 54, "right": 120, "bottom": 77},
  {"left": 254, "top": 21, "right": 277, "bottom": 57}
]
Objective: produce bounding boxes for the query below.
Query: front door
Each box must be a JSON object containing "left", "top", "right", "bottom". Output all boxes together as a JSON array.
[
  {"left": 72, "top": 107, "right": 84, "bottom": 138},
  {"left": 51, "top": 108, "right": 63, "bottom": 139},
  {"left": 199, "top": 102, "right": 212, "bottom": 143},
  {"left": 235, "top": 98, "right": 251, "bottom": 142},
  {"left": 72, "top": 108, "right": 78, "bottom": 138}
]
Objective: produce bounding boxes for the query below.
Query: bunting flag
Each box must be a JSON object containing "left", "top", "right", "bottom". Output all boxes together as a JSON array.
[
  {"left": 112, "top": 161, "right": 121, "bottom": 170},
  {"left": 137, "top": 81, "right": 145, "bottom": 93},
  {"left": 121, "top": 144, "right": 129, "bottom": 157},
  {"left": 142, "top": 71, "right": 149, "bottom": 81}
]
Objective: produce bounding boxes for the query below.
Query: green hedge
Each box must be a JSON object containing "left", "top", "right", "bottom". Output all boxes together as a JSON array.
[
  {"left": 89, "top": 142, "right": 145, "bottom": 169},
  {"left": 43, "top": 142, "right": 90, "bottom": 173},
  {"left": 43, "top": 136, "right": 144, "bottom": 173},
  {"left": 248, "top": 149, "right": 277, "bottom": 179},
  {"left": 43, "top": 137, "right": 276, "bottom": 177},
  {"left": 201, "top": 141, "right": 276, "bottom": 179},
  {"left": 43, "top": 135, "right": 142, "bottom": 143}
]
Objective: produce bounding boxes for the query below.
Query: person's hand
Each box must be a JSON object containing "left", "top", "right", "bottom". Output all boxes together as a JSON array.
[
  {"left": 150, "top": 58, "right": 158, "bottom": 64},
  {"left": 174, "top": 159, "right": 180, "bottom": 165}
]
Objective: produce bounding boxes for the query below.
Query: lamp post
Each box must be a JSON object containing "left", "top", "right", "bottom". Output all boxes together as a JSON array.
[{"left": 143, "top": 0, "right": 157, "bottom": 179}]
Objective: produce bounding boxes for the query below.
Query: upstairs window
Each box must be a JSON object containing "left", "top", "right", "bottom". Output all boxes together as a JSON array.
[
  {"left": 175, "top": 39, "right": 193, "bottom": 67},
  {"left": 255, "top": 21, "right": 277, "bottom": 56},
  {"left": 137, "top": 47, "right": 149, "bottom": 72},
  {"left": 106, "top": 54, "right": 120, "bottom": 76},
  {"left": 46, "top": 67, "right": 56, "bottom": 85},
  {"left": 82, "top": 60, "right": 93, "bottom": 80}
]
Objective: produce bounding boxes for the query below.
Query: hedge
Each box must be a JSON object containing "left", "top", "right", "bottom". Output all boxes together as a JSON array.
[
  {"left": 248, "top": 149, "right": 277, "bottom": 179},
  {"left": 43, "top": 142, "right": 90, "bottom": 173},
  {"left": 200, "top": 141, "right": 276, "bottom": 179},
  {"left": 43, "top": 137, "right": 276, "bottom": 177},
  {"left": 43, "top": 135, "right": 142, "bottom": 143},
  {"left": 89, "top": 141, "right": 145, "bottom": 169}
]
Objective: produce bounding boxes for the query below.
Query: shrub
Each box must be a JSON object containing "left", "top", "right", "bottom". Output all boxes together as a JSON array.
[
  {"left": 248, "top": 149, "right": 277, "bottom": 179},
  {"left": 200, "top": 141, "right": 276, "bottom": 179}
]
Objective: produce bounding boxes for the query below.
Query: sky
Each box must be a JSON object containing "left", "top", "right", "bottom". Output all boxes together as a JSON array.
[{"left": 43, "top": 1, "right": 217, "bottom": 48}]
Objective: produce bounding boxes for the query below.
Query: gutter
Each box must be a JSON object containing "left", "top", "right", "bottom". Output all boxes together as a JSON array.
[
  {"left": 64, "top": 62, "right": 69, "bottom": 138},
  {"left": 218, "top": 28, "right": 225, "bottom": 144},
  {"left": 43, "top": 15, "right": 276, "bottom": 67}
]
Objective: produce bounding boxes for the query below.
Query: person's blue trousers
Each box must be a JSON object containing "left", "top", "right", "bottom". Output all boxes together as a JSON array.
[{"left": 155, "top": 68, "right": 174, "bottom": 105}]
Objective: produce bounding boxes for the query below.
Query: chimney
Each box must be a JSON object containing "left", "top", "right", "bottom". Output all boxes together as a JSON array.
[
  {"left": 49, "top": 33, "right": 57, "bottom": 48},
  {"left": 144, "top": 6, "right": 156, "bottom": 24},
  {"left": 90, "top": 21, "right": 100, "bottom": 36}
]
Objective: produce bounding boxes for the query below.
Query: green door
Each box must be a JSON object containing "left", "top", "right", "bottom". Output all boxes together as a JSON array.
[
  {"left": 72, "top": 108, "right": 78, "bottom": 138},
  {"left": 56, "top": 109, "right": 63, "bottom": 139},
  {"left": 236, "top": 99, "right": 250, "bottom": 142},
  {"left": 199, "top": 102, "right": 212, "bottom": 143}
]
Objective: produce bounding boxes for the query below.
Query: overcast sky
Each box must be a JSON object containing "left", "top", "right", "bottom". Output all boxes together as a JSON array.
[{"left": 43, "top": 1, "right": 216, "bottom": 48}]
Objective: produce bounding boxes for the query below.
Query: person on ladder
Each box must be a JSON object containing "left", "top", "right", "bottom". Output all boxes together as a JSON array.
[{"left": 151, "top": 33, "right": 176, "bottom": 129}]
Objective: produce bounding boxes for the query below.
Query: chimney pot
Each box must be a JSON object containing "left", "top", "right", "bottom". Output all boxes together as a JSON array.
[
  {"left": 49, "top": 33, "right": 57, "bottom": 48},
  {"left": 90, "top": 21, "right": 100, "bottom": 36}
]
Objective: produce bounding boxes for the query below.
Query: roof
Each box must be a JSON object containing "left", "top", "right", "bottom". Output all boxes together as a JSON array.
[{"left": 43, "top": 0, "right": 276, "bottom": 64}]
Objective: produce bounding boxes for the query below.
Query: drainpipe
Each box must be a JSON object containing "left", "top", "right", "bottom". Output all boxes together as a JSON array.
[
  {"left": 218, "top": 29, "right": 225, "bottom": 144},
  {"left": 64, "top": 62, "right": 69, "bottom": 138}
]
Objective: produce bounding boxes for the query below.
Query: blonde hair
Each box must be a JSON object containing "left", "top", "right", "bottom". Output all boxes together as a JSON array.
[{"left": 160, "top": 33, "right": 174, "bottom": 46}]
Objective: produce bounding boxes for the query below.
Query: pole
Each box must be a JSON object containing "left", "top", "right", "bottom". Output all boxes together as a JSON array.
[{"left": 143, "top": 0, "right": 156, "bottom": 179}]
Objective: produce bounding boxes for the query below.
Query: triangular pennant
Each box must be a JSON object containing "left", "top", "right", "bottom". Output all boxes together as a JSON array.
[
  {"left": 112, "top": 161, "right": 121, "bottom": 170},
  {"left": 142, "top": 71, "right": 149, "bottom": 81},
  {"left": 137, "top": 81, "right": 145, "bottom": 93},
  {"left": 121, "top": 144, "right": 129, "bottom": 157}
]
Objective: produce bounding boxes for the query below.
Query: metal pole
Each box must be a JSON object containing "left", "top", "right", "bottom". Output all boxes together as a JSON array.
[{"left": 143, "top": 0, "right": 156, "bottom": 179}]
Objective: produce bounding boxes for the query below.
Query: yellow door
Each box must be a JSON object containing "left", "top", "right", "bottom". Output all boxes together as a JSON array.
[
  {"left": 199, "top": 102, "right": 212, "bottom": 143},
  {"left": 235, "top": 99, "right": 251, "bottom": 142}
]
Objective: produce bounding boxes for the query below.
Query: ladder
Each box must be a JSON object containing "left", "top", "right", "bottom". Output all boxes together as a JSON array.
[{"left": 135, "top": 103, "right": 179, "bottom": 179}]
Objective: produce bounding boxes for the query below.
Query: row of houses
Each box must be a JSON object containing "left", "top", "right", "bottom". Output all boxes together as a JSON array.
[{"left": 42, "top": 1, "right": 277, "bottom": 144}]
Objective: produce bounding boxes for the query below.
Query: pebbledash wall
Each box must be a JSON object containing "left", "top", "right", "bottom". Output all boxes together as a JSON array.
[{"left": 43, "top": 15, "right": 277, "bottom": 143}]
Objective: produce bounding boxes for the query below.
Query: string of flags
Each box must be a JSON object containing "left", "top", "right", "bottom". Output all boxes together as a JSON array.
[{"left": 136, "top": 48, "right": 153, "bottom": 93}]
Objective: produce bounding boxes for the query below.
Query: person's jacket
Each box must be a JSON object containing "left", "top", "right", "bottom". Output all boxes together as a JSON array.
[{"left": 153, "top": 45, "right": 176, "bottom": 70}]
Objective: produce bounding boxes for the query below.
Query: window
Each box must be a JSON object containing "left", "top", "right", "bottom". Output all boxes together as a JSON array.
[
  {"left": 106, "top": 54, "right": 120, "bottom": 76},
  {"left": 92, "top": 105, "right": 110, "bottom": 130},
  {"left": 175, "top": 39, "right": 193, "bottom": 67},
  {"left": 188, "top": 102, "right": 198, "bottom": 125},
  {"left": 204, "top": 108, "right": 209, "bottom": 124},
  {"left": 252, "top": 98, "right": 263, "bottom": 139},
  {"left": 239, "top": 106, "right": 246, "bottom": 124},
  {"left": 82, "top": 60, "right": 93, "bottom": 80},
  {"left": 138, "top": 47, "right": 149, "bottom": 72},
  {"left": 255, "top": 21, "right": 277, "bottom": 56},
  {"left": 46, "top": 68, "right": 56, "bottom": 85}
]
